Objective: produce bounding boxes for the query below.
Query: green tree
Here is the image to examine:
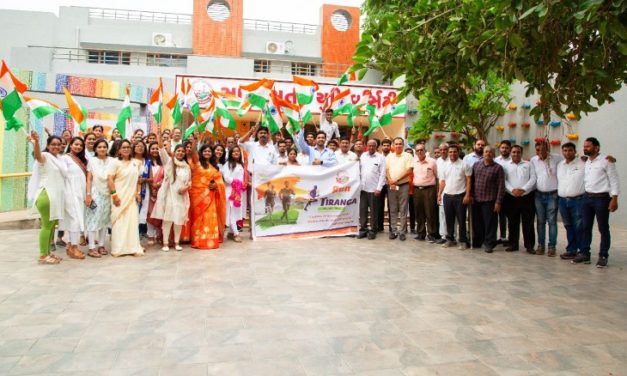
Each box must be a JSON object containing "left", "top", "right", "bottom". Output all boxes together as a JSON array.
[
  {"left": 352, "top": 0, "right": 626, "bottom": 122},
  {"left": 409, "top": 71, "right": 512, "bottom": 144}
]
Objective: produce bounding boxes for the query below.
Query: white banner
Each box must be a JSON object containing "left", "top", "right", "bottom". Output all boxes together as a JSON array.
[{"left": 251, "top": 162, "right": 360, "bottom": 240}]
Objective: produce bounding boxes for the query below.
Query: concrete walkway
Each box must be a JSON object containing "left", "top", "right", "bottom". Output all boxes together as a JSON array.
[{"left": 0, "top": 227, "right": 625, "bottom": 375}]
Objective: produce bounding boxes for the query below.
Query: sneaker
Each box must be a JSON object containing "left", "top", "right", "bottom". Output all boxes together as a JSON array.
[
  {"left": 559, "top": 252, "right": 576, "bottom": 260},
  {"left": 571, "top": 253, "right": 591, "bottom": 264},
  {"left": 535, "top": 246, "right": 545, "bottom": 255},
  {"left": 596, "top": 257, "right": 608, "bottom": 268},
  {"left": 435, "top": 238, "right": 447, "bottom": 245},
  {"left": 547, "top": 247, "right": 556, "bottom": 257},
  {"left": 162, "top": 246, "right": 169, "bottom": 252},
  {"left": 442, "top": 240, "right": 457, "bottom": 248},
  {"left": 426, "top": 235, "right": 436, "bottom": 243},
  {"left": 414, "top": 235, "right": 425, "bottom": 241},
  {"left": 175, "top": 245, "right": 183, "bottom": 251},
  {"left": 399, "top": 234, "right": 406, "bottom": 241},
  {"left": 505, "top": 247, "right": 519, "bottom": 252},
  {"left": 55, "top": 239, "right": 67, "bottom": 247},
  {"left": 389, "top": 232, "right": 398, "bottom": 240}
]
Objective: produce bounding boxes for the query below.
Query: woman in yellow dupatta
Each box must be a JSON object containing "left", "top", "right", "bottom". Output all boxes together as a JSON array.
[
  {"left": 107, "top": 139, "right": 144, "bottom": 257},
  {"left": 188, "top": 138, "right": 226, "bottom": 249}
]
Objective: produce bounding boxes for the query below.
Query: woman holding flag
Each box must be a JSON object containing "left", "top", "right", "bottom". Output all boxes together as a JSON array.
[
  {"left": 188, "top": 138, "right": 226, "bottom": 249},
  {"left": 28, "top": 131, "right": 67, "bottom": 264}
]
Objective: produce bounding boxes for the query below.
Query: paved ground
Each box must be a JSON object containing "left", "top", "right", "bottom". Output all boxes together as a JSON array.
[{"left": 0, "top": 227, "right": 626, "bottom": 376}]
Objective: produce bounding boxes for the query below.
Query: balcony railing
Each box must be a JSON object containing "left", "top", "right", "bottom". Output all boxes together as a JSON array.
[
  {"left": 88, "top": 7, "right": 192, "bottom": 24},
  {"left": 243, "top": 19, "right": 318, "bottom": 35},
  {"left": 49, "top": 47, "right": 188, "bottom": 68}
]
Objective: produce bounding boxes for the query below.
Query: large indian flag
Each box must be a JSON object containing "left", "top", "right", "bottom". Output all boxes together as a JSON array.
[
  {"left": 23, "top": 96, "right": 63, "bottom": 119},
  {"left": 238, "top": 78, "right": 274, "bottom": 116},
  {"left": 0, "top": 60, "right": 28, "bottom": 131},
  {"left": 273, "top": 93, "right": 301, "bottom": 135},
  {"left": 293, "top": 75, "right": 319, "bottom": 105},
  {"left": 212, "top": 91, "right": 236, "bottom": 130},
  {"left": 63, "top": 87, "right": 88, "bottom": 133},
  {"left": 329, "top": 89, "right": 352, "bottom": 117},
  {"left": 166, "top": 92, "right": 182, "bottom": 126},
  {"left": 116, "top": 86, "right": 132, "bottom": 139}
]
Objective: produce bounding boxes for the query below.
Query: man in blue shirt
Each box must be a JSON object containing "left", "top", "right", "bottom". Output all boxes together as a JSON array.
[{"left": 297, "top": 129, "right": 338, "bottom": 167}]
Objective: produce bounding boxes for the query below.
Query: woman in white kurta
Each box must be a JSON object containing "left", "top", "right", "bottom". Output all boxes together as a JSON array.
[
  {"left": 132, "top": 141, "right": 150, "bottom": 231},
  {"left": 220, "top": 146, "right": 246, "bottom": 242},
  {"left": 59, "top": 137, "right": 88, "bottom": 260},
  {"left": 152, "top": 143, "right": 191, "bottom": 252},
  {"left": 145, "top": 142, "right": 164, "bottom": 245},
  {"left": 107, "top": 140, "right": 144, "bottom": 257},
  {"left": 28, "top": 132, "right": 67, "bottom": 264},
  {"left": 85, "top": 139, "right": 113, "bottom": 258}
]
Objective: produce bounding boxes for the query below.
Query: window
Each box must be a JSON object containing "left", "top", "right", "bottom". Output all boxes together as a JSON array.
[
  {"left": 254, "top": 59, "right": 270, "bottom": 73},
  {"left": 330, "top": 10, "right": 352, "bottom": 32},
  {"left": 146, "top": 54, "right": 187, "bottom": 67},
  {"left": 291, "top": 62, "right": 317, "bottom": 76},
  {"left": 87, "top": 50, "right": 130, "bottom": 65},
  {"left": 207, "top": 0, "right": 231, "bottom": 21}
]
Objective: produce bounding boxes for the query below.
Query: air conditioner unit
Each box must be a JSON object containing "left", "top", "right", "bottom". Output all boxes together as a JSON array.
[
  {"left": 265, "top": 41, "right": 286, "bottom": 55},
  {"left": 152, "top": 32, "right": 173, "bottom": 47}
]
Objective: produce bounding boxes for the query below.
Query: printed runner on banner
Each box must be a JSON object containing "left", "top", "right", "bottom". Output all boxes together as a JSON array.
[{"left": 251, "top": 162, "right": 360, "bottom": 240}]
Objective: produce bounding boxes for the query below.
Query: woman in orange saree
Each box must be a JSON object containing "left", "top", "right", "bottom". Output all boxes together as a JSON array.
[{"left": 188, "top": 140, "right": 226, "bottom": 249}]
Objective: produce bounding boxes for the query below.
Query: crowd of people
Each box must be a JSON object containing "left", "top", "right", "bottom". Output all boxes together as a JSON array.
[{"left": 28, "top": 109, "right": 620, "bottom": 269}]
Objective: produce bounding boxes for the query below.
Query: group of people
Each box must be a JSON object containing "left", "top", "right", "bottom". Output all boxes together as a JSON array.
[
  {"left": 358, "top": 136, "right": 620, "bottom": 269},
  {"left": 28, "top": 109, "right": 620, "bottom": 269}
]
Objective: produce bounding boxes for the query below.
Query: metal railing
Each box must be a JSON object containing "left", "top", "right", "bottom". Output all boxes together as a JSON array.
[
  {"left": 253, "top": 59, "right": 349, "bottom": 78},
  {"left": 243, "top": 19, "right": 318, "bottom": 35},
  {"left": 49, "top": 47, "right": 188, "bottom": 68},
  {"left": 88, "top": 7, "right": 192, "bottom": 24}
]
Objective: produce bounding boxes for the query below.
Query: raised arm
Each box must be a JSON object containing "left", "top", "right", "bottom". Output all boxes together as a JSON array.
[
  {"left": 297, "top": 129, "right": 312, "bottom": 156},
  {"left": 190, "top": 135, "right": 199, "bottom": 164},
  {"left": 29, "top": 131, "right": 45, "bottom": 164},
  {"left": 239, "top": 123, "right": 258, "bottom": 144}
]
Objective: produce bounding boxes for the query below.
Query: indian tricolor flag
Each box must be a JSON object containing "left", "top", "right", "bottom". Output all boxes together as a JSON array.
[
  {"left": 263, "top": 98, "right": 283, "bottom": 135},
  {"left": 273, "top": 92, "right": 301, "bottom": 135},
  {"left": 166, "top": 92, "right": 182, "bottom": 126},
  {"left": 329, "top": 88, "right": 352, "bottom": 117},
  {"left": 212, "top": 91, "right": 236, "bottom": 130},
  {"left": 364, "top": 98, "right": 407, "bottom": 137},
  {"left": 116, "top": 86, "right": 132, "bottom": 139},
  {"left": 293, "top": 76, "right": 319, "bottom": 105},
  {"left": 197, "top": 100, "right": 216, "bottom": 134},
  {"left": 238, "top": 78, "right": 274, "bottom": 116},
  {"left": 184, "top": 79, "right": 200, "bottom": 119},
  {"left": 149, "top": 78, "right": 164, "bottom": 124},
  {"left": 63, "top": 87, "right": 88, "bottom": 133},
  {"left": 0, "top": 60, "right": 27, "bottom": 131},
  {"left": 23, "top": 96, "right": 63, "bottom": 119},
  {"left": 337, "top": 70, "right": 357, "bottom": 86}
]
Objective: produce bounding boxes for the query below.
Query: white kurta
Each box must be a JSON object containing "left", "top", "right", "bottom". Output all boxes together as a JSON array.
[
  {"left": 221, "top": 163, "right": 245, "bottom": 227},
  {"left": 29, "top": 152, "right": 67, "bottom": 221},
  {"left": 58, "top": 155, "right": 87, "bottom": 232},
  {"left": 137, "top": 159, "right": 150, "bottom": 224},
  {"left": 151, "top": 149, "right": 191, "bottom": 226}
]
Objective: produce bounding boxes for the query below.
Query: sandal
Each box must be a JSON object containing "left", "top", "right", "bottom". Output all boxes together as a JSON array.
[
  {"left": 49, "top": 252, "right": 63, "bottom": 261},
  {"left": 38, "top": 255, "right": 61, "bottom": 264},
  {"left": 79, "top": 235, "right": 88, "bottom": 247},
  {"left": 146, "top": 237, "right": 155, "bottom": 246},
  {"left": 97, "top": 247, "right": 108, "bottom": 256},
  {"left": 233, "top": 235, "right": 242, "bottom": 243},
  {"left": 87, "top": 249, "right": 101, "bottom": 258},
  {"left": 66, "top": 246, "right": 85, "bottom": 260}
]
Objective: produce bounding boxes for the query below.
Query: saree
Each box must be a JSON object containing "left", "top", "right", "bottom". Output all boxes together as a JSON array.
[
  {"left": 146, "top": 164, "right": 164, "bottom": 231},
  {"left": 108, "top": 159, "right": 143, "bottom": 256},
  {"left": 189, "top": 161, "right": 226, "bottom": 249}
]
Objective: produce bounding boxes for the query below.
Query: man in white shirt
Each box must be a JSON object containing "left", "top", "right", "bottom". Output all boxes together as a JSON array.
[
  {"left": 238, "top": 124, "right": 278, "bottom": 171},
  {"left": 530, "top": 141, "right": 563, "bottom": 256},
  {"left": 463, "top": 139, "right": 485, "bottom": 248},
  {"left": 435, "top": 143, "right": 449, "bottom": 244},
  {"left": 573, "top": 137, "right": 620, "bottom": 268},
  {"left": 495, "top": 140, "right": 512, "bottom": 244},
  {"left": 375, "top": 139, "right": 393, "bottom": 233},
  {"left": 502, "top": 144, "right": 536, "bottom": 253},
  {"left": 358, "top": 139, "right": 386, "bottom": 240},
  {"left": 320, "top": 109, "right": 340, "bottom": 143},
  {"left": 438, "top": 144, "right": 472, "bottom": 249},
  {"left": 463, "top": 139, "right": 485, "bottom": 167},
  {"left": 276, "top": 140, "right": 288, "bottom": 165},
  {"left": 170, "top": 128, "right": 182, "bottom": 152},
  {"left": 385, "top": 137, "right": 414, "bottom": 241},
  {"left": 335, "top": 137, "right": 358, "bottom": 165},
  {"left": 555, "top": 142, "right": 586, "bottom": 260}
]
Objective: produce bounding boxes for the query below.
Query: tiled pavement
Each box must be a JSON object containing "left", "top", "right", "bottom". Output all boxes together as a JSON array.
[{"left": 0, "top": 227, "right": 626, "bottom": 375}]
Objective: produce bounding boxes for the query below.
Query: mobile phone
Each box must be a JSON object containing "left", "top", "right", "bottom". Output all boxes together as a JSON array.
[{"left": 89, "top": 201, "right": 98, "bottom": 210}]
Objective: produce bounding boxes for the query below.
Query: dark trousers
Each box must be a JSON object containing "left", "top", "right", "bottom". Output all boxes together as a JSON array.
[
  {"left": 375, "top": 184, "right": 389, "bottom": 232},
  {"left": 359, "top": 191, "right": 378, "bottom": 234},
  {"left": 413, "top": 186, "right": 438, "bottom": 237},
  {"left": 558, "top": 196, "right": 583, "bottom": 254},
  {"left": 580, "top": 194, "right": 611, "bottom": 258},
  {"left": 443, "top": 193, "right": 468, "bottom": 243},
  {"left": 504, "top": 193, "right": 535, "bottom": 250},
  {"left": 498, "top": 211, "right": 507, "bottom": 239},
  {"left": 408, "top": 194, "right": 416, "bottom": 233},
  {"left": 475, "top": 201, "right": 498, "bottom": 249},
  {"left": 471, "top": 202, "right": 483, "bottom": 247}
]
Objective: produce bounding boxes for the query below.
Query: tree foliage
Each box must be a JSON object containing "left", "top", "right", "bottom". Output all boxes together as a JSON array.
[
  {"left": 352, "top": 0, "right": 627, "bottom": 124},
  {"left": 409, "top": 71, "right": 512, "bottom": 144}
]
